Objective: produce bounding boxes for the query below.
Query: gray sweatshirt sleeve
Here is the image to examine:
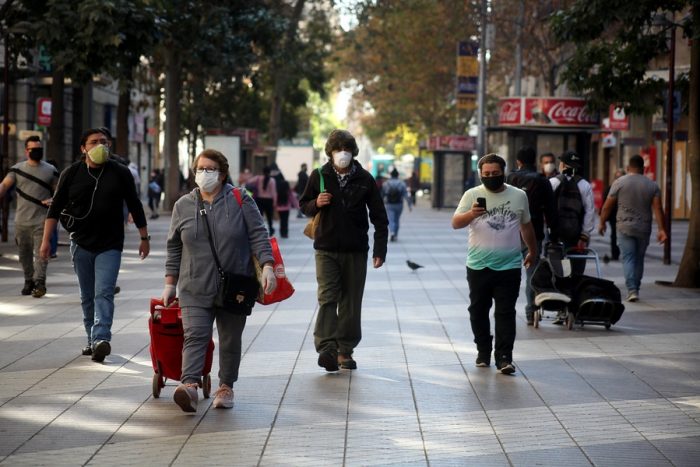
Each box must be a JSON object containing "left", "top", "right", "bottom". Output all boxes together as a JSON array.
[{"left": 165, "top": 201, "right": 183, "bottom": 277}]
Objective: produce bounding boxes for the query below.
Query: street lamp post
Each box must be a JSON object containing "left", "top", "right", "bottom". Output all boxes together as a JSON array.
[{"left": 663, "top": 20, "right": 677, "bottom": 265}]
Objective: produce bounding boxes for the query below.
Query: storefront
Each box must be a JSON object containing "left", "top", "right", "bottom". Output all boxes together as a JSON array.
[
  {"left": 427, "top": 135, "right": 476, "bottom": 209},
  {"left": 489, "top": 97, "right": 599, "bottom": 179}
]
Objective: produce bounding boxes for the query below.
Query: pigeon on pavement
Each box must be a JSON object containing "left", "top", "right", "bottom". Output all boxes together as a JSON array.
[{"left": 406, "top": 260, "right": 424, "bottom": 271}]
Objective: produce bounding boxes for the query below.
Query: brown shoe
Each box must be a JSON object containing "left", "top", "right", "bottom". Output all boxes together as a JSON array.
[{"left": 338, "top": 353, "right": 357, "bottom": 370}]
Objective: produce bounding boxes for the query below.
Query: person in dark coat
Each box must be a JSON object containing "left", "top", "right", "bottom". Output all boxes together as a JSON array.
[
  {"left": 507, "top": 146, "right": 558, "bottom": 325},
  {"left": 295, "top": 163, "right": 309, "bottom": 218},
  {"left": 299, "top": 129, "right": 388, "bottom": 372}
]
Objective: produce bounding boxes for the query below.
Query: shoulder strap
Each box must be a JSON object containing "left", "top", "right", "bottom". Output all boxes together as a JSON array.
[
  {"left": 10, "top": 167, "right": 54, "bottom": 192},
  {"left": 231, "top": 187, "right": 243, "bottom": 206},
  {"left": 15, "top": 187, "right": 48, "bottom": 208},
  {"left": 318, "top": 167, "right": 325, "bottom": 192},
  {"left": 196, "top": 189, "right": 224, "bottom": 275}
]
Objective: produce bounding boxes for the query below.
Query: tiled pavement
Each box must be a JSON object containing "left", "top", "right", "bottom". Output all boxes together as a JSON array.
[{"left": 0, "top": 200, "right": 698, "bottom": 466}]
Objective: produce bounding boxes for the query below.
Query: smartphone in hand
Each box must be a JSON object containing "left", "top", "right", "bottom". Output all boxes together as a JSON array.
[{"left": 476, "top": 197, "right": 486, "bottom": 209}]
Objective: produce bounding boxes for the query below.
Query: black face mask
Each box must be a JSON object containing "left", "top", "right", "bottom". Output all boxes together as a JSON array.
[
  {"left": 481, "top": 174, "right": 505, "bottom": 192},
  {"left": 563, "top": 167, "right": 575, "bottom": 176},
  {"left": 28, "top": 148, "right": 43, "bottom": 161}
]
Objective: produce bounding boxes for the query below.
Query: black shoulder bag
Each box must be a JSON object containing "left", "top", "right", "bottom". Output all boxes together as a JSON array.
[{"left": 197, "top": 190, "right": 259, "bottom": 315}]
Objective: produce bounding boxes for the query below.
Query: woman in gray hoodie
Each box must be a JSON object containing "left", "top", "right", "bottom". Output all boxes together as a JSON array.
[{"left": 162, "top": 149, "right": 276, "bottom": 412}]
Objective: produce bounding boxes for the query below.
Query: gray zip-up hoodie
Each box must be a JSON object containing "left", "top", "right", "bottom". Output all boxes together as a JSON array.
[{"left": 165, "top": 184, "right": 274, "bottom": 308}]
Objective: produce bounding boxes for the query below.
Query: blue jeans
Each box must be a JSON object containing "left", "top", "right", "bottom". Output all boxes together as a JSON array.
[
  {"left": 385, "top": 203, "right": 403, "bottom": 236},
  {"left": 49, "top": 224, "right": 58, "bottom": 256},
  {"left": 617, "top": 232, "right": 650, "bottom": 294},
  {"left": 70, "top": 242, "right": 121, "bottom": 345}
]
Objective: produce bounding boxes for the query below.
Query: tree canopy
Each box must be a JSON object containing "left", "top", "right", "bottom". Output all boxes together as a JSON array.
[
  {"left": 334, "top": 0, "right": 479, "bottom": 146},
  {"left": 550, "top": 0, "right": 690, "bottom": 114}
]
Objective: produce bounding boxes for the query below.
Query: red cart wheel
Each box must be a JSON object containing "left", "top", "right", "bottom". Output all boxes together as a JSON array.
[{"left": 152, "top": 372, "right": 162, "bottom": 398}]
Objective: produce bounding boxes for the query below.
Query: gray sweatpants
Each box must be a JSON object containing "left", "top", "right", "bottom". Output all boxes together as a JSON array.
[
  {"left": 180, "top": 306, "right": 247, "bottom": 387},
  {"left": 15, "top": 223, "right": 48, "bottom": 283}
]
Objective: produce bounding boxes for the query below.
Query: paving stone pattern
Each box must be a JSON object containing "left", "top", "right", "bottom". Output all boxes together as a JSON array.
[{"left": 0, "top": 201, "right": 698, "bottom": 466}]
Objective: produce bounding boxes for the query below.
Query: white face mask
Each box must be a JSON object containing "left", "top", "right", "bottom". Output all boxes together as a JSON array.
[
  {"left": 333, "top": 151, "right": 352, "bottom": 169},
  {"left": 543, "top": 162, "right": 555, "bottom": 174},
  {"left": 195, "top": 171, "right": 221, "bottom": 192}
]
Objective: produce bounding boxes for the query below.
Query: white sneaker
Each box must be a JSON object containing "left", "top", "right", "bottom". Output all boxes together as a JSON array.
[
  {"left": 212, "top": 384, "right": 234, "bottom": 409},
  {"left": 174, "top": 382, "right": 199, "bottom": 412},
  {"left": 626, "top": 291, "right": 639, "bottom": 302}
]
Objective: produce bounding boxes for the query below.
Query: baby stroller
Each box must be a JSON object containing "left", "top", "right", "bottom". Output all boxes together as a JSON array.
[{"left": 530, "top": 243, "right": 572, "bottom": 329}]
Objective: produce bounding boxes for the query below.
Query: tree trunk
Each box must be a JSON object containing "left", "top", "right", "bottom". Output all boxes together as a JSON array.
[
  {"left": 48, "top": 67, "right": 66, "bottom": 168},
  {"left": 116, "top": 86, "right": 130, "bottom": 159},
  {"left": 267, "top": 0, "right": 306, "bottom": 147},
  {"left": 163, "top": 48, "right": 182, "bottom": 211},
  {"left": 673, "top": 5, "right": 700, "bottom": 288}
]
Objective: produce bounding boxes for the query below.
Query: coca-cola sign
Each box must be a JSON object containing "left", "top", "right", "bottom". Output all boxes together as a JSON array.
[
  {"left": 498, "top": 98, "right": 522, "bottom": 125},
  {"left": 427, "top": 135, "right": 475, "bottom": 151},
  {"left": 498, "top": 97, "right": 599, "bottom": 127}
]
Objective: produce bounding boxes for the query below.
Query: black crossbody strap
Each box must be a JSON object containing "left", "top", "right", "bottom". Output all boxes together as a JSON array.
[
  {"left": 10, "top": 167, "right": 55, "bottom": 192},
  {"left": 196, "top": 189, "right": 224, "bottom": 275},
  {"left": 15, "top": 187, "right": 48, "bottom": 208}
]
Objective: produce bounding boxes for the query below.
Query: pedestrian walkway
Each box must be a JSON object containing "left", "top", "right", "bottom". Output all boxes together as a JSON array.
[{"left": 0, "top": 200, "right": 698, "bottom": 466}]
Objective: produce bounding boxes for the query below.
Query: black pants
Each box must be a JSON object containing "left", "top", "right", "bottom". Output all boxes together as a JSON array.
[
  {"left": 278, "top": 210, "right": 290, "bottom": 238},
  {"left": 466, "top": 267, "right": 521, "bottom": 363},
  {"left": 255, "top": 197, "right": 274, "bottom": 234}
]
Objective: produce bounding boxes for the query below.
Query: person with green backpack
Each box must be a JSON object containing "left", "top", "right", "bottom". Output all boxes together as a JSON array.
[{"left": 299, "top": 129, "right": 388, "bottom": 372}]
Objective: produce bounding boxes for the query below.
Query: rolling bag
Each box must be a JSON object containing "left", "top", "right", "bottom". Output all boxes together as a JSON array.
[{"left": 148, "top": 298, "right": 214, "bottom": 398}]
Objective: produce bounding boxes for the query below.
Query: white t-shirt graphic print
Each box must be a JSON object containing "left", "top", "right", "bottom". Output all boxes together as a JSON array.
[{"left": 455, "top": 184, "right": 531, "bottom": 271}]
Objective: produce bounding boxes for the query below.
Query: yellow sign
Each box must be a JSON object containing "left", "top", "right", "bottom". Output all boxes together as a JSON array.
[
  {"left": 457, "top": 97, "right": 477, "bottom": 110},
  {"left": 457, "top": 56, "right": 478, "bottom": 77}
]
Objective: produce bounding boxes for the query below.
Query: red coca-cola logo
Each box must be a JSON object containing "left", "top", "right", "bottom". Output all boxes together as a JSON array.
[
  {"left": 498, "top": 100, "right": 521, "bottom": 124},
  {"left": 547, "top": 101, "right": 596, "bottom": 125}
]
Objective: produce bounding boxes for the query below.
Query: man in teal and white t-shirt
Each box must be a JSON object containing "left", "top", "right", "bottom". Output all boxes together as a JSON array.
[{"left": 452, "top": 154, "right": 537, "bottom": 375}]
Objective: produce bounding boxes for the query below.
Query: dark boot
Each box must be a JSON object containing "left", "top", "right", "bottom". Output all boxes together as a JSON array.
[{"left": 21, "top": 280, "right": 35, "bottom": 296}]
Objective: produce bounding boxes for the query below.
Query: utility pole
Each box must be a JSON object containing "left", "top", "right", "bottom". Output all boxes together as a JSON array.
[
  {"left": 476, "top": 0, "right": 488, "bottom": 158},
  {"left": 514, "top": 0, "right": 524, "bottom": 96}
]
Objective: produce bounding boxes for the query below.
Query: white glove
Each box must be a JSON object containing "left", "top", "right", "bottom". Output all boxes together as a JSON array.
[
  {"left": 262, "top": 264, "right": 277, "bottom": 295},
  {"left": 161, "top": 284, "right": 176, "bottom": 306}
]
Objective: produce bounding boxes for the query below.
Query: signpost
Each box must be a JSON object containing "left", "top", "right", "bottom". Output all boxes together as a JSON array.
[{"left": 456, "top": 41, "right": 478, "bottom": 110}]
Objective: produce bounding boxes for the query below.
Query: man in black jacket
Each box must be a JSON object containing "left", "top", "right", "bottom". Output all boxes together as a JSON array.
[
  {"left": 39, "top": 128, "right": 150, "bottom": 362},
  {"left": 295, "top": 163, "right": 309, "bottom": 218},
  {"left": 507, "top": 146, "right": 558, "bottom": 325},
  {"left": 299, "top": 129, "right": 388, "bottom": 372}
]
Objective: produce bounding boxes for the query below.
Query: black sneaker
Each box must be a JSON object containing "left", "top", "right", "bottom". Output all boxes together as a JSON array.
[
  {"left": 475, "top": 354, "right": 490, "bottom": 367},
  {"left": 496, "top": 359, "right": 515, "bottom": 375},
  {"left": 81, "top": 346, "right": 93, "bottom": 356},
  {"left": 21, "top": 280, "right": 35, "bottom": 296},
  {"left": 32, "top": 282, "right": 46, "bottom": 298},
  {"left": 526, "top": 314, "right": 534, "bottom": 326},
  {"left": 318, "top": 350, "right": 339, "bottom": 372},
  {"left": 91, "top": 341, "right": 111, "bottom": 363}
]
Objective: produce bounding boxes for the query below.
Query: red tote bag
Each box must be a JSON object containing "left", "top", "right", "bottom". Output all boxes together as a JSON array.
[
  {"left": 230, "top": 188, "right": 294, "bottom": 305},
  {"left": 256, "top": 237, "right": 295, "bottom": 305}
]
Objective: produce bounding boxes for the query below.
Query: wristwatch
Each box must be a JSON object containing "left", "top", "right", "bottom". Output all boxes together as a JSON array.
[{"left": 141, "top": 235, "right": 151, "bottom": 241}]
